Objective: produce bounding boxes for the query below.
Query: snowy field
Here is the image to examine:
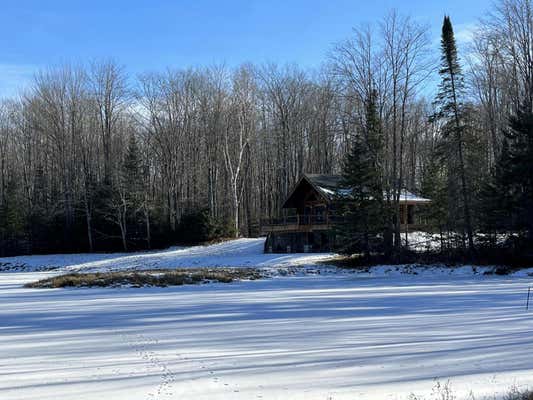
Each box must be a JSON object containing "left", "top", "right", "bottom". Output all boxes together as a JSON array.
[
  {"left": 1, "top": 239, "right": 533, "bottom": 400},
  {"left": 0, "top": 238, "right": 335, "bottom": 272}
]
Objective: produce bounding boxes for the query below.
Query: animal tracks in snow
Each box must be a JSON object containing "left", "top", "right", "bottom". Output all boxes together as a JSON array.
[
  {"left": 118, "top": 331, "right": 242, "bottom": 398},
  {"left": 119, "top": 333, "right": 177, "bottom": 399}
]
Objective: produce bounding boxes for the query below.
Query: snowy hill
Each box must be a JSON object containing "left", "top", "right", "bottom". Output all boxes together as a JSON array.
[
  {"left": 0, "top": 238, "right": 336, "bottom": 273},
  {"left": 2, "top": 237, "right": 532, "bottom": 279}
]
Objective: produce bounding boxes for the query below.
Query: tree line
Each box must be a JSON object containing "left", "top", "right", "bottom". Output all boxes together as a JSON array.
[
  {"left": 338, "top": 2, "right": 533, "bottom": 263},
  {"left": 0, "top": 0, "right": 532, "bottom": 258}
]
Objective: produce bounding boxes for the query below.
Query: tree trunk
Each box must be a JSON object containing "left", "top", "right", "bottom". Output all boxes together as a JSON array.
[{"left": 145, "top": 207, "right": 151, "bottom": 249}]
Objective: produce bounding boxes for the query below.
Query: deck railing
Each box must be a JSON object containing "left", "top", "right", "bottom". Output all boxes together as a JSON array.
[
  {"left": 260, "top": 214, "right": 344, "bottom": 229},
  {"left": 260, "top": 214, "right": 426, "bottom": 233}
]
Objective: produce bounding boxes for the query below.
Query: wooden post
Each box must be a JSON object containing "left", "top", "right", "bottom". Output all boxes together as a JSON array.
[{"left": 527, "top": 286, "right": 531, "bottom": 311}]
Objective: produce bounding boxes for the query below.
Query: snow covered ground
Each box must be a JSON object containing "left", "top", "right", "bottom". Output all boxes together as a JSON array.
[
  {"left": 1, "top": 239, "right": 533, "bottom": 400},
  {"left": 0, "top": 238, "right": 336, "bottom": 272}
]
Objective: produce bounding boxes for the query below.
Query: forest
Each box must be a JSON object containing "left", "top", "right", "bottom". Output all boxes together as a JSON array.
[{"left": 0, "top": 0, "right": 532, "bottom": 260}]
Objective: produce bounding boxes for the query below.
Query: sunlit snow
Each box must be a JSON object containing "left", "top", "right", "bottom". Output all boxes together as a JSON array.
[{"left": 1, "top": 239, "right": 532, "bottom": 399}]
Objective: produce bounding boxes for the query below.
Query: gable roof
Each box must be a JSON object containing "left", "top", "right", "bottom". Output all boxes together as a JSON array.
[
  {"left": 282, "top": 173, "right": 430, "bottom": 208},
  {"left": 281, "top": 174, "right": 331, "bottom": 208},
  {"left": 305, "top": 174, "right": 344, "bottom": 191}
]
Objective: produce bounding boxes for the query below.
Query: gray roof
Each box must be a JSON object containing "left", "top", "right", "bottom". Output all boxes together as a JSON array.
[
  {"left": 305, "top": 174, "right": 344, "bottom": 191},
  {"left": 303, "top": 174, "right": 431, "bottom": 204}
]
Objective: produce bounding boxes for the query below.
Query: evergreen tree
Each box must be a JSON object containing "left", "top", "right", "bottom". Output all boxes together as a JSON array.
[
  {"left": 0, "top": 178, "right": 26, "bottom": 255},
  {"left": 337, "top": 91, "right": 385, "bottom": 256},
  {"left": 478, "top": 139, "right": 513, "bottom": 240},
  {"left": 29, "top": 165, "right": 51, "bottom": 252},
  {"left": 480, "top": 107, "right": 533, "bottom": 249},
  {"left": 434, "top": 15, "right": 475, "bottom": 252},
  {"left": 120, "top": 134, "right": 145, "bottom": 248},
  {"left": 91, "top": 135, "right": 150, "bottom": 252},
  {"left": 505, "top": 108, "right": 533, "bottom": 242},
  {"left": 92, "top": 179, "right": 118, "bottom": 250},
  {"left": 122, "top": 134, "right": 143, "bottom": 206},
  {"left": 421, "top": 154, "right": 451, "bottom": 249}
]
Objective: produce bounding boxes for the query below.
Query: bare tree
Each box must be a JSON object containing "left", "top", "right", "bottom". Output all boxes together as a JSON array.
[{"left": 223, "top": 66, "right": 256, "bottom": 236}]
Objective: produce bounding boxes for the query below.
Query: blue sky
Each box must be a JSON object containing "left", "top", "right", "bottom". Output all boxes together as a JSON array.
[{"left": 1, "top": 0, "right": 490, "bottom": 97}]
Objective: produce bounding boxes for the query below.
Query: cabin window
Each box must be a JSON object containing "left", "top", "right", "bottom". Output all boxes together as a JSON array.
[{"left": 315, "top": 205, "right": 326, "bottom": 223}]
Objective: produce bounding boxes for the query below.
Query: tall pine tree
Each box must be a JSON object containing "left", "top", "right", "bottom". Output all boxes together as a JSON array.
[{"left": 434, "top": 15, "right": 475, "bottom": 252}]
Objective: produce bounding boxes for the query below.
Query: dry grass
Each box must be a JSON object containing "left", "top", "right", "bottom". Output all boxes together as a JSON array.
[
  {"left": 25, "top": 268, "right": 264, "bottom": 289},
  {"left": 407, "top": 381, "right": 533, "bottom": 400},
  {"left": 503, "top": 388, "right": 533, "bottom": 400}
]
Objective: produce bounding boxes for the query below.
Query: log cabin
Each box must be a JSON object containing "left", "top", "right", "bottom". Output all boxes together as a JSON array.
[{"left": 261, "top": 174, "right": 431, "bottom": 253}]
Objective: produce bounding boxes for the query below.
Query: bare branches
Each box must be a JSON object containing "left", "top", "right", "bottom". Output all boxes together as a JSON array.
[{"left": 2, "top": 2, "right": 528, "bottom": 255}]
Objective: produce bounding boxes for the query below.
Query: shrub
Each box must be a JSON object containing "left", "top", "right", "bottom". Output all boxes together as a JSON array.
[
  {"left": 175, "top": 209, "right": 214, "bottom": 244},
  {"left": 25, "top": 268, "right": 264, "bottom": 289},
  {"left": 175, "top": 209, "right": 236, "bottom": 245}
]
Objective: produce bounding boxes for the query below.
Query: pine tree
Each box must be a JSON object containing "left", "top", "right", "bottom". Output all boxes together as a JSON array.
[
  {"left": 29, "top": 165, "right": 50, "bottom": 252},
  {"left": 92, "top": 178, "right": 117, "bottom": 250},
  {"left": 121, "top": 133, "right": 152, "bottom": 249},
  {"left": 0, "top": 178, "right": 26, "bottom": 254},
  {"left": 434, "top": 15, "right": 475, "bottom": 252},
  {"left": 421, "top": 155, "right": 450, "bottom": 249},
  {"left": 478, "top": 139, "right": 512, "bottom": 240},
  {"left": 337, "top": 91, "right": 385, "bottom": 256},
  {"left": 505, "top": 108, "right": 533, "bottom": 242},
  {"left": 479, "top": 107, "right": 533, "bottom": 252},
  {"left": 118, "top": 134, "right": 144, "bottom": 249},
  {"left": 122, "top": 134, "right": 143, "bottom": 206}
]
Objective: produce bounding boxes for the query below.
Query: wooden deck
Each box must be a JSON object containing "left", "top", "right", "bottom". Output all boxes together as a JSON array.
[
  {"left": 260, "top": 214, "right": 427, "bottom": 235},
  {"left": 260, "top": 215, "right": 336, "bottom": 235}
]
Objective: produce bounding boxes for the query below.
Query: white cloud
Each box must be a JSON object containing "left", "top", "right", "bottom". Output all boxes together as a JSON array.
[{"left": 454, "top": 22, "right": 477, "bottom": 46}]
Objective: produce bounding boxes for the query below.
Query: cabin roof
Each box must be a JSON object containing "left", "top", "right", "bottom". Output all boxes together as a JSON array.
[
  {"left": 305, "top": 174, "right": 344, "bottom": 191},
  {"left": 282, "top": 174, "right": 431, "bottom": 208}
]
